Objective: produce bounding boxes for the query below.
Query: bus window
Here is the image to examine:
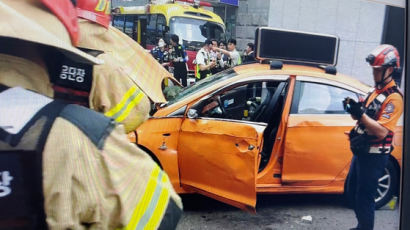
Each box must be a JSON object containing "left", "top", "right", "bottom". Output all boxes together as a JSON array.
[
  {"left": 135, "top": 15, "right": 148, "bottom": 47},
  {"left": 146, "top": 14, "right": 157, "bottom": 45},
  {"left": 169, "top": 17, "right": 224, "bottom": 50},
  {"left": 124, "top": 15, "right": 134, "bottom": 37},
  {"left": 157, "top": 14, "right": 167, "bottom": 34},
  {"left": 112, "top": 15, "right": 125, "bottom": 31}
]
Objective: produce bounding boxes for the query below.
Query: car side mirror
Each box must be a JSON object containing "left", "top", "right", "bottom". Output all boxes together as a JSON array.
[{"left": 187, "top": 109, "right": 198, "bottom": 119}]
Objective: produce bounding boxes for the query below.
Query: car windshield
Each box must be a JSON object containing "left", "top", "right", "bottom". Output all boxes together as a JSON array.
[
  {"left": 169, "top": 17, "right": 225, "bottom": 50},
  {"left": 167, "top": 69, "right": 238, "bottom": 105}
]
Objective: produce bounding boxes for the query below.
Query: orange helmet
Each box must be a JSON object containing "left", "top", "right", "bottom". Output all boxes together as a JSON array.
[
  {"left": 366, "top": 44, "right": 400, "bottom": 69},
  {"left": 77, "top": 0, "right": 111, "bottom": 28}
]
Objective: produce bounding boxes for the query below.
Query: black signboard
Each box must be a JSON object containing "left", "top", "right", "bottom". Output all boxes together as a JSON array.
[{"left": 255, "top": 27, "right": 339, "bottom": 66}]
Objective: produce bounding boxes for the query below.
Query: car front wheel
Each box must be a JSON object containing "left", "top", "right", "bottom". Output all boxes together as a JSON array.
[{"left": 374, "top": 159, "right": 399, "bottom": 209}]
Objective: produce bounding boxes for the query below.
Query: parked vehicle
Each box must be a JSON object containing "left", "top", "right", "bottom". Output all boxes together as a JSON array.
[
  {"left": 129, "top": 28, "right": 402, "bottom": 211},
  {"left": 112, "top": 0, "right": 226, "bottom": 77}
]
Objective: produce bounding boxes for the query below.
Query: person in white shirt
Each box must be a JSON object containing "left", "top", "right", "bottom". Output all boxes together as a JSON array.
[
  {"left": 195, "top": 39, "right": 216, "bottom": 80},
  {"left": 210, "top": 39, "right": 219, "bottom": 62},
  {"left": 212, "top": 38, "right": 242, "bottom": 67},
  {"left": 210, "top": 39, "right": 225, "bottom": 74},
  {"left": 218, "top": 41, "right": 229, "bottom": 69}
]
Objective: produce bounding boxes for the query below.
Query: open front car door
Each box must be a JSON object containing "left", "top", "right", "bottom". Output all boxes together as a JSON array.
[{"left": 177, "top": 118, "right": 263, "bottom": 212}]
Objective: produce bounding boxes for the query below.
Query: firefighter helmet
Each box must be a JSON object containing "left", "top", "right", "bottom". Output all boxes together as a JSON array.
[
  {"left": 0, "top": 0, "right": 100, "bottom": 64},
  {"left": 366, "top": 44, "right": 400, "bottom": 69},
  {"left": 77, "top": 0, "right": 111, "bottom": 28}
]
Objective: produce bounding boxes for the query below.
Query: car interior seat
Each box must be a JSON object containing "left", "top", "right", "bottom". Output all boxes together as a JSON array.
[
  {"left": 258, "top": 82, "right": 287, "bottom": 171},
  {"left": 250, "top": 89, "right": 272, "bottom": 122}
]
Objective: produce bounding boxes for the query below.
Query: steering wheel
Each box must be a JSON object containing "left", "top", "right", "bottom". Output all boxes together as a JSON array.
[{"left": 216, "top": 95, "right": 226, "bottom": 115}]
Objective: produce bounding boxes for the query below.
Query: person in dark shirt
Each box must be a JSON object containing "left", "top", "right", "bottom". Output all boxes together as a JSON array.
[
  {"left": 218, "top": 40, "right": 229, "bottom": 69},
  {"left": 150, "top": 38, "right": 170, "bottom": 70},
  {"left": 169, "top": 34, "right": 188, "bottom": 86},
  {"left": 243, "top": 42, "right": 256, "bottom": 63}
]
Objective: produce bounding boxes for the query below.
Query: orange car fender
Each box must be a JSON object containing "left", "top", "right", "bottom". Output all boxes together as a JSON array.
[{"left": 135, "top": 117, "right": 187, "bottom": 193}]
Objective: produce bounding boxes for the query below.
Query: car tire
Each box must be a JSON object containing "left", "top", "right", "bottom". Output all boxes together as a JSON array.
[
  {"left": 344, "top": 158, "right": 399, "bottom": 210},
  {"left": 374, "top": 159, "right": 399, "bottom": 209}
]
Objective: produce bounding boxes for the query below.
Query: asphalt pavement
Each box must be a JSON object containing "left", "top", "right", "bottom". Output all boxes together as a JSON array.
[{"left": 176, "top": 194, "right": 399, "bottom": 230}]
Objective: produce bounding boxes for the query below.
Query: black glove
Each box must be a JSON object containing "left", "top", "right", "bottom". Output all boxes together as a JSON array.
[{"left": 343, "top": 97, "right": 364, "bottom": 119}]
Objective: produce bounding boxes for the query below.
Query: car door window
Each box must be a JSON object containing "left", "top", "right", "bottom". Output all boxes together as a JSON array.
[
  {"left": 293, "top": 82, "right": 359, "bottom": 114},
  {"left": 193, "top": 81, "right": 282, "bottom": 122}
]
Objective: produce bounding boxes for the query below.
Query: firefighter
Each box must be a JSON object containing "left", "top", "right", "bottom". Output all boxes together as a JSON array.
[
  {"left": 0, "top": 0, "right": 182, "bottom": 229},
  {"left": 50, "top": 0, "right": 151, "bottom": 133},
  {"left": 195, "top": 39, "right": 216, "bottom": 80},
  {"left": 343, "top": 44, "right": 403, "bottom": 230}
]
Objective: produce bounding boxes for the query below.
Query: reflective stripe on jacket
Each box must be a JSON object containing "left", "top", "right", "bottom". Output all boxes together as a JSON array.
[
  {"left": 77, "top": 21, "right": 151, "bottom": 133},
  {"left": 195, "top": 49, "right": 211, "bottom": 79},
  {"left": 0, "top": 54, "right": 183, "bottom": 230}
]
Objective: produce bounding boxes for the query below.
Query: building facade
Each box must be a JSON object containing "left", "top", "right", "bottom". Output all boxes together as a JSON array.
[
  {"left": 112, "top": 0, "right": 404, "bottom": 86},
  {"left": 235, "top": 0, "right": 404, "bottom": 86}
]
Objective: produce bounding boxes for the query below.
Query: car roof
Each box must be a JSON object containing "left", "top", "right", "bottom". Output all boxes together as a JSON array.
[
  {"left": 233, "top": 63, "right": 371, "bottom": 93},
  {"left": 155, "top": 62, "right": 372, "bottom": 116}
]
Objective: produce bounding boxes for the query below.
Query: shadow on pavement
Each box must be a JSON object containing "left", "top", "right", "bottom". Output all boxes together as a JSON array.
[{"left": 180, "top": 193, "right": 347, "bottom": 212}]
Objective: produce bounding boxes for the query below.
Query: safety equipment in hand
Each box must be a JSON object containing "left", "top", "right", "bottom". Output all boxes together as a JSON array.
[{"left": 343, "top": 97, "right": 364, "bottom": 119}]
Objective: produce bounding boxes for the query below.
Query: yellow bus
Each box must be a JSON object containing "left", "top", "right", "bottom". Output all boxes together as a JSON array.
[{"left": 112, "top": 0, "right": 226, "bottom": 75}]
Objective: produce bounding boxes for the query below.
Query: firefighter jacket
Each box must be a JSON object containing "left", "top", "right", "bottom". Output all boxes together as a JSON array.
[
  {"left": 90, "top": 54, "right": 150, "bottom": 133},
  {"left": 350, "top": 80, "right": 403, "bottom": 155},
  {"left": 364, "top": 81, "right": 403, "bottom": 132},
  {"left": 0, "top": 54, "right": 183, "bottom": 229},
  {"left": 79, "top": 21, "right": 151, "bottom": 133}
]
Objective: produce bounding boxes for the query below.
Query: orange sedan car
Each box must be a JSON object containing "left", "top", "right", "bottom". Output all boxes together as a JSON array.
[
  {"left": 130, "top": 28, "right": 403, "bottom": 211},
  {"left": 131, "top": 63, "right": 402, "bottom": 211}
]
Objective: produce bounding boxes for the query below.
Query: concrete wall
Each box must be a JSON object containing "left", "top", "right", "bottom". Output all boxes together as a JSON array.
[
  {"left": 236, "top": 0, "right": 386, "bottom": 85},
  {"left": 235, "top": 0, "right": 270, "bottom": 53},
  {"left": 266, "top": 0, "right": 386, "bottom": 85}
]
